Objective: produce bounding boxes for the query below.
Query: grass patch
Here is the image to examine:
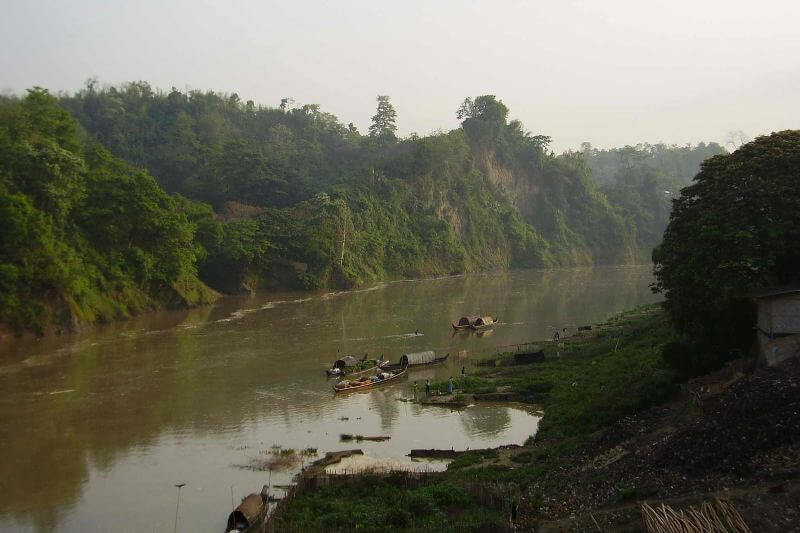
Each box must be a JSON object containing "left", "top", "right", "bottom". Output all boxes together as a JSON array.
[
  {"left": 447, "top": 449, "right": 500, "bottom": 470},
  {"left": 275, "top": 476, "right": 504, "bottom": 532}
]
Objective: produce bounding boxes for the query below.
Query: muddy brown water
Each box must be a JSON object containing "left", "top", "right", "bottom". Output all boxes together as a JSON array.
[{"left": 0, "top": 266, "right": 659, "bottom": 532}]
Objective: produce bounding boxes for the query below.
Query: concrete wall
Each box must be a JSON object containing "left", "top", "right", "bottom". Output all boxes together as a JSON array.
[
  {"left": 759, "top": 331, "right": 800, "bottom": 366},
  {"left": 757, "top": 293, "right": 800, "bottom": 336}
]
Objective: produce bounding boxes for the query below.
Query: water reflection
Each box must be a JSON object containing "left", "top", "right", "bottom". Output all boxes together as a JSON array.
[{"left": 0, "top": 266, "right": 658, "bottom": 532}]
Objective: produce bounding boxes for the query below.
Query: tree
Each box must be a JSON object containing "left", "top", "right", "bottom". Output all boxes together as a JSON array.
[
  {"left": 457, "top": 95, "right": 509, "bottom": 145},
  {"left": 280, "top": 97, "right": 294, "bottom": 112},
  {"left": 653, "top": 130, "right": 800, "bottom": 358},
  {"left": 368, "top": 95, "right": 397, "bottom": 144},
  {"left": 725, "top": 129, "right": 750, "bottom": 151}
]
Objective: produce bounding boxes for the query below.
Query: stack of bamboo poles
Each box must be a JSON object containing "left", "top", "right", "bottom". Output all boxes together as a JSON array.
[{"left": 641, "top": 499, "right": 751, "bottom": 532}]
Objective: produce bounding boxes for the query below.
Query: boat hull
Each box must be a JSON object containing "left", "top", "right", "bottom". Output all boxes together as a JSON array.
[{"left": 333, "top": 368, "right": 407, "bottom": 393}]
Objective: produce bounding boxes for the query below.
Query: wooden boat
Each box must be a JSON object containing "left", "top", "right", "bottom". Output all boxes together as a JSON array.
[
  {"left": 452, "top": 315, "right": 478, "bottom": 330},
  {"left": 380, "top": 352, "right": 449, "bottom": 372},
  {"left": 471, "top": 316, "right": 498, "bottom": 330},
  {"left": 225, "top": 486, "right": 268, "bottom": 532},
  {"left": 333, "top": 367, "right": 407, "bottom": 393},
  {"left": 400, "top": 351, "right": 449, "bottom": 367},
  {"left": 452, "top": 316, "right": 498, "bottom": 330}
]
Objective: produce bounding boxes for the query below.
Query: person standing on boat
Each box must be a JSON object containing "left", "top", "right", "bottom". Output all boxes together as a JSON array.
[
  {"left": 448, "top": 377, "right": 454, "bottom": 394},
  {"left": 425, "top": 379, "right": 430, "bottom": 396}
]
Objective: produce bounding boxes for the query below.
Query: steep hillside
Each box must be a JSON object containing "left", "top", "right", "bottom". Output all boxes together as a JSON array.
[
  {"left": 60, "top": 86, "right": 642, "bottom": 283},
  {"left": 1, "top": 84, "right": 703, "bottom": 333}
]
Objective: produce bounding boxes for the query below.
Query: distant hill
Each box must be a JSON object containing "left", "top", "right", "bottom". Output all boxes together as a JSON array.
[{"left": 0, "top": 82, "right": 726, "bottom": 333}]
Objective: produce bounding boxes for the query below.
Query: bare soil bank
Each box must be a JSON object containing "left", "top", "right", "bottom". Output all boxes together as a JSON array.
[{"left": 522, "top": 357, "right": 800, "bottom": 531}]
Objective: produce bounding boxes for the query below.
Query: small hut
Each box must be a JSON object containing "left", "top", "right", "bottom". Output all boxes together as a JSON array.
[
  {"left": 400, "top": 351, "right": 437, "bottom": 367},
  {"left": 756, "top": 288, "right": 800, "bottom": 366}
]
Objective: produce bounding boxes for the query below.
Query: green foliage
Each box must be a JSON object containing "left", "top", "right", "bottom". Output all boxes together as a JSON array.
[
  {"left": 447, "top": 449, "right": 499, "bottom": 470},
  {"left": 653, "top": 131, "right": 800, "bottom": 361},
  {"left": 276, "top": 477, "right": 500, "bottom": 532},
  {"left": 0, "top": 89, "right": 215, "bottom": 333},
  {"left": 280, "top": 306, "right": 688, "bottom": 525},
  {"left": 583, "top": 141, "right": 727, "bottom": 258},
  {"left": 3, "top": 82, "right": 728, "bottom": 332},
  {"left": 368, "top": 95, "right": 397, "bottom": 144},
  {"left": 582, "top": 141, "right": 727, "bottom": 186},
  {"left": 61, "top": 83, "right": 658, "bottom": 283},
  {"left": 475, "top": 306, "right": 677, "bottom": 446}
]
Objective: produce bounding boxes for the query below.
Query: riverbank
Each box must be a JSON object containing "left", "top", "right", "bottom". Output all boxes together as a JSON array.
[{"left": 269, "top": 305, "right": 800, "bottom": 531}]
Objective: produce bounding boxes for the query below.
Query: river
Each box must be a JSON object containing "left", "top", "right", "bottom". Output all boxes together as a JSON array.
[{"left": 0, "top": 266, "right": 660, "bottom": 532}]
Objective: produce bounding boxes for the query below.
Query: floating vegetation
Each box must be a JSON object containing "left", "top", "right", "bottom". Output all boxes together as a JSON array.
[
  {"left": 238, "top": 444, "right": 320, "bottom": 472},
  {"left": 339, "top": 434, "right": 391, "bottom": 442}
]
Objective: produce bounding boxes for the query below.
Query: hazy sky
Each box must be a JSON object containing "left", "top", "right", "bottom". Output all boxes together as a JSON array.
[{"left": 2, "top": 0, "right": 798, "bottom": 152}]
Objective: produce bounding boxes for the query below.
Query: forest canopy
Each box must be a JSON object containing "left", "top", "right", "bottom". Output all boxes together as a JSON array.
[
  {"left": 1, "top": 81, "right": 729, "bottom": 333},
  {"left": 653, "top": 130, "right": 800, "bottom": 371}
]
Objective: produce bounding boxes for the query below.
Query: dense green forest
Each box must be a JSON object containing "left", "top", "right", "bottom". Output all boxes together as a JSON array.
[
  {"left": 653, "top": 130, "right": 800, "bottom": 376},
  {"left": 1, "top": 82, "right": 726, "bottom": 333},
  {"left": 580, "top": 142, "right": 726, "bottom": 253},
  {"left": 0, "top": 89, "right": 217, "bottom": 333}
]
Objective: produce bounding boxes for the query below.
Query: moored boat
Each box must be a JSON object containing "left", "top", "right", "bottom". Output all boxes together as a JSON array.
[
  {"left": 452, "top": 315, "right": 478, "bottom": 330},
  {"left": 333, "top": 367, "right": 407, "bottom": 393},
  {"left": 379, "top": 351, "right": 449, "bottom": 372},
  {"left": 471, "top": 316, "right": 497, "bottom": 330},
  {"left": 452, "top": 315, "right": 498, "bottom": 330},
  {"left": 225, "top": 486, "right": 268, "bottom": 533},
  {"left": 400, "top": 351, "right": 449, "bottom": 367}
]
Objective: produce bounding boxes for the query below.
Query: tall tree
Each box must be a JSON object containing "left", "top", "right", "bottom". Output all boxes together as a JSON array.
[
  {"left": 653, "top": 130, "right": 800, "bottom": 355},
  {"left": 368, "top": 95, "right": 397, "bottom": 144}
]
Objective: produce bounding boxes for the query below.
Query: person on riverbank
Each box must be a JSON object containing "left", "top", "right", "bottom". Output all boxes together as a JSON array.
[
  {"left": 412, "top": 381, "right": 418, "bottom": 400},
  {"left": 461, "top": 365, "right": 465, "bottom": 376},
  {"left": 425, "top": 379, "right": 430, "bottom": 396},
  {"left": 448, "top": 377, "right": 454, "bottom": 394}
]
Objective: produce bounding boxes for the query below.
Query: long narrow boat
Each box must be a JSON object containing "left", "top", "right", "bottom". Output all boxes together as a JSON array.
[
  {"left": 379, "top": 353, "right": 450, "bottom": 374},
  {"left": 333, "top": 367, "right": 407, "bottom": 393},
  {"left": 400, "top": 351, "right": 449, "bottom": 367}
]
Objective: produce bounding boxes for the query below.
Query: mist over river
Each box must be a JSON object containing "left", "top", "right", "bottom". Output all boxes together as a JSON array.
[{"left": 0, "top": 266, "right": 659, "bottom": 532}]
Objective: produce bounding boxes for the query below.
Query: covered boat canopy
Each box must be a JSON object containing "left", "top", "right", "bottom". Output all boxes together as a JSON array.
[
  {"left": 400, "top": 350, "right": 437, "bottom": 367},
  {"left": 333, "top": 355, "right": 361, "bottom": 369},
  {"left": 226, "top": 493, "right": 264, "bottom": 531},
  {"left": 456, "top": 316, "right": 478, "bottom": 327},
  {"left": 474, "top": 316, "right": 495, "bottom": 327}
]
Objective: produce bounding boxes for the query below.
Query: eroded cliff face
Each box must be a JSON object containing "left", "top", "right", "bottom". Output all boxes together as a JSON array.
[
  {"left": 476, "top": 151, "right": 539, "bottom": 221},
  {"left": 471, "top": 147, "right": 639, "bottom": 266}
]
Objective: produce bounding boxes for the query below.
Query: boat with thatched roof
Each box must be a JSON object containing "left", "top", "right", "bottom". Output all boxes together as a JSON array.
[{"left": 452, "top": 315, "right": 497, "bottom": 330}]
